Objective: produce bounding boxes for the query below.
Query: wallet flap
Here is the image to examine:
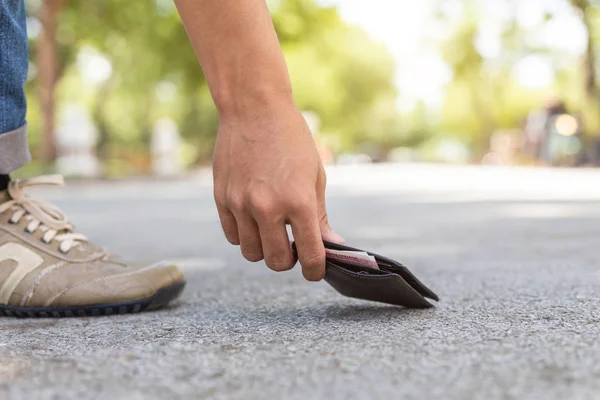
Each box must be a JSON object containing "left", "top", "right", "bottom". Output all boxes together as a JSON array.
[
  {"left": 322, "top": 241, "right": 439, "bottom": 302},
  {"left": 291, "top": 241, "right": 439, "bottom": 308},
  {"left": 324, "top": 261, "right": 434, "bottom": 308}
]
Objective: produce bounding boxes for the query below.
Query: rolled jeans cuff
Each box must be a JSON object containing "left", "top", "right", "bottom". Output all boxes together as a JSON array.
[{"left": 0, "top": 123, "right": 31, "bottom": 174}]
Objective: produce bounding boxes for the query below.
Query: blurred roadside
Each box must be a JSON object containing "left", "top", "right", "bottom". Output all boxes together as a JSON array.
[
  {"left": 19, "top": 0, "right": 600, "bottom": 179},
  {"left": 34, "top": 163, "right": 600, "bottom": 205}
]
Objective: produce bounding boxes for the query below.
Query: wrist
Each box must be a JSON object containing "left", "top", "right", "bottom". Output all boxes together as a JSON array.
[{"left": 213, "top": 85, "right": 296, "bottom": 121}]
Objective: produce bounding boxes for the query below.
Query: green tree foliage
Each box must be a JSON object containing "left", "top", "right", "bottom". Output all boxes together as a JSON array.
[
  {"left": 439, "top": 12, "right": 493, "bottom": 152},
  {"left": 434, "top": 0, "right": 600, "bottom": 159},
  {"left": 570, "top": 0, "right": 600, "bottom": 137},
  {"left": 24, "top": 0, "right": 600, "bottom": 169},
  {"left": 25, "top": 0, "right": 399, "bottom": 171}
]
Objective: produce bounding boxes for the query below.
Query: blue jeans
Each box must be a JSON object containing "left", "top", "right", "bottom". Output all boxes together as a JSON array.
[{"left": 0, "top": 0, "right": 31, "bottom": 174}]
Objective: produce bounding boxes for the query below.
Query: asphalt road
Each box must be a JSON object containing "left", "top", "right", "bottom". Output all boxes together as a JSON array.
[{"left": 2, "top": 164, "right": 600, "bottom": 400}]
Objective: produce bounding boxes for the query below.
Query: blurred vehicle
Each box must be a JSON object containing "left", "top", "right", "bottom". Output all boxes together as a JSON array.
[{"left": 524, "top": 100, "right": 583, "bottom": 166}]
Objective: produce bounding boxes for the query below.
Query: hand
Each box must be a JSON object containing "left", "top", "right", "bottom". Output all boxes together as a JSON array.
[{"left": 213, "top": 100, "right": 344, "bottom": 281}]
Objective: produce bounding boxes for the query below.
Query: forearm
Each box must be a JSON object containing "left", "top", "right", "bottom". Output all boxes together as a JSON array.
[{"left": 174, "top": 0, "right": 294, "bottom": 118}]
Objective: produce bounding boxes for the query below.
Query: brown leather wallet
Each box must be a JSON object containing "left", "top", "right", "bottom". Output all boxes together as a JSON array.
[{"left": 293, "top": 241, "right": 439, "bottom": 308}]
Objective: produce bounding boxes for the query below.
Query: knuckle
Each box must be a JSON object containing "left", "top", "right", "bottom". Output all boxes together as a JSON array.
[
  {"left": 214, "top": 192, "right": 227, "bottom": 208},
  {"left": 249, "top": 195, "right": 277, "bottom": 216},
  {"left": 213, "top": 183, "right": 227, "bottom": 203},
  {"left": 228, "top": 196, "right": 246, "bottom": 214},
  {"left": 301, "top": 252, "right": 326, "bottom": 270},
  {"left": 288, "top": 195, "right": 313, "bottom": 214}
]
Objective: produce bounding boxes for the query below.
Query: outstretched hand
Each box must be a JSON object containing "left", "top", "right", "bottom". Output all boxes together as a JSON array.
[{"left": 174, "top": 0, "right": 343, "bottom": 278}]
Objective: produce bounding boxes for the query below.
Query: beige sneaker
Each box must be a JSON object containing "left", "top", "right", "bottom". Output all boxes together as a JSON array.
[{"left": 0, "top": 175, "right": 185, "bottom": 318}]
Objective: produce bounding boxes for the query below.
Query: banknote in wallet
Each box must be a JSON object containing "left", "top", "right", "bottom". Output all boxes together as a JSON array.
[{"left": 293, "top": 241, "right": 439, "bottom": 308}]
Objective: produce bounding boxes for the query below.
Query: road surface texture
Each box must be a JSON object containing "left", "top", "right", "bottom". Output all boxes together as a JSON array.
[{"left": 2, "top": 164, "right": 600, "bottom": 400}]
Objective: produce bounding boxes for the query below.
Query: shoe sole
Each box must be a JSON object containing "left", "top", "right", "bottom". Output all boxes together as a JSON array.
[{"left": 0, "top": 281, "right": 186, "bottom": 318}]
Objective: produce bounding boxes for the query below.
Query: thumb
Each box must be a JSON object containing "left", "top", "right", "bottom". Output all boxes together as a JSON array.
[
  {"left": 317, "top": 166, "right": 344, "bottom": 244},
  {"left": 321, "top": 223, "right": 345, "bottom": 244}
]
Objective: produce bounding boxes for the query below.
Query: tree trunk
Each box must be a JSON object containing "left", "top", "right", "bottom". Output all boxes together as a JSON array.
[
  {"left": 468, "top": 81, "right": 495, "bottom": 158},
  {"left": 571, "top": 0, "right": 600, "bottom": 162},
  {"left": 37, "top": 0, "right": 66, "bottom": 163},
  {"left": 572, "top": 2, "right": 600, "bottom": 120},
  {"left": 93, "top": 78, "right": 113, "bottom": 164},
  {"left": 576, "top": 2, "right": 600, "bottom": 99}
]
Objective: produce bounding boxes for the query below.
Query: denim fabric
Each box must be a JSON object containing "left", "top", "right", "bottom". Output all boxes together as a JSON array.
[
  {"left": 0, "top": 0, "right": 30, "bottom": 173},
  {"left": 0, "top": 0, "right": 28, "bottom": 134}
]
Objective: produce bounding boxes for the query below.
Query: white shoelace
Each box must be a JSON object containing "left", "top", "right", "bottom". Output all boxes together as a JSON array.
[{"left": 0, "top": 175, "right": 88, "bottom": 253}]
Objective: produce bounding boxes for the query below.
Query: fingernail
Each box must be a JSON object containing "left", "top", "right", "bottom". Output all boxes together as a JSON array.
[{"left": 322, "top": 230, "right": 345, "bottom": 244}]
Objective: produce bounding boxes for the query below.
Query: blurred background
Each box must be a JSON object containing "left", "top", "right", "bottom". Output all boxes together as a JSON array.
[{"left": 20, "top": 0, "right": 600, "bottom": 177}]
